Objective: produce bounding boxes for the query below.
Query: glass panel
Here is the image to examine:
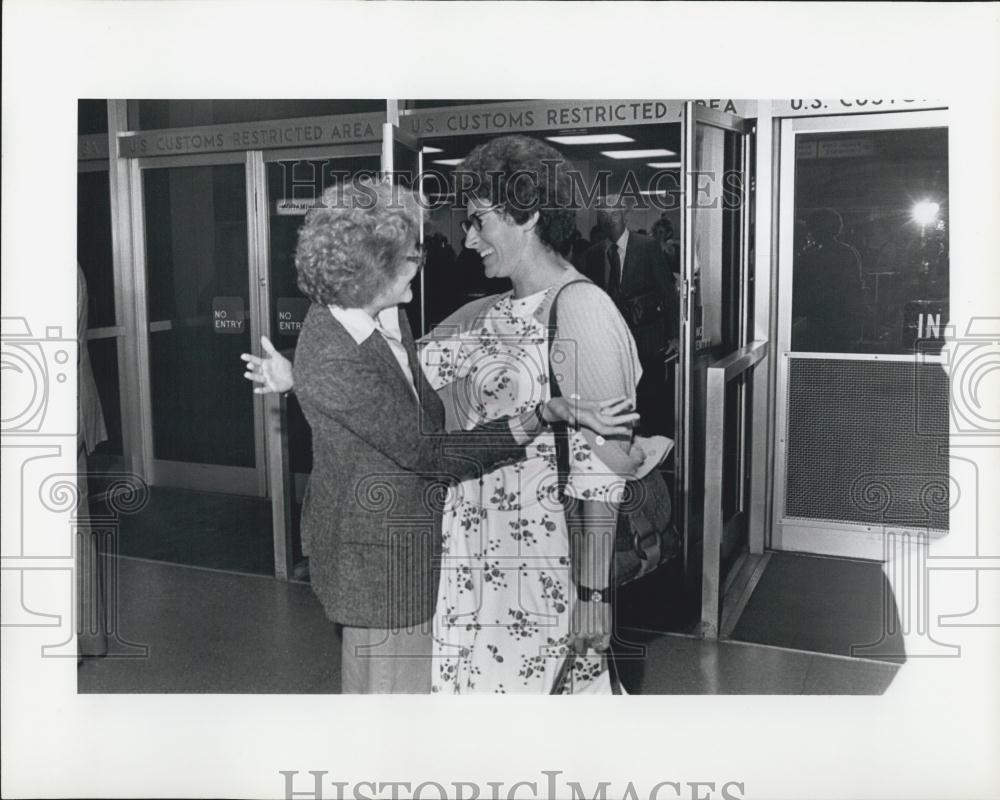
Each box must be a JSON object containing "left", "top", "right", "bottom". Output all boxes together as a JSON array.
[
  {"left": 721, "top": 129, "right": 745, "bottom": 354},
  {"left": 265, "top": 155, "right": 382, "bottom": 476},
  {"left": 791, "top": 127, "right": 949, "bottom": 354},
  {"left": 77, "top": 171, "right": 116, "bottom": 328},
  {"left": 722, "top": 377, "right": 742, "bottom": 521},
  {"left": 143, "top": 164, "right": 254, "bottom": 467},
  {"left": 78, "top": 99, "right": 108, "bottom": 135},
  {"left": 135, "top": 100, "right": 384, "bottom": 130},
  {"left": 690, "top": 124, "right": 727, "bottom": 356}
]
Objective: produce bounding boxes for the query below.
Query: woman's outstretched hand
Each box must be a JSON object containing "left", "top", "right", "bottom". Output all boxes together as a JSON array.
[
  {"left": 543, "top": 395, "right": 639, "bottom": 437},
  {"left": 241, "top": 336, "right": 294, "bottom": 395}
]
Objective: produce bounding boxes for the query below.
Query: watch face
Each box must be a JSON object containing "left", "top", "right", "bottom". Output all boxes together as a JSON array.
[{"left": 590, "top": 590, "right": 604, "bottom": 603}]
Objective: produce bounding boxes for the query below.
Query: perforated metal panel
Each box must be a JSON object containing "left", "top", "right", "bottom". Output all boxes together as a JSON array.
[{"left": 784, "top": 358, "right": 949, "bottom": 529}]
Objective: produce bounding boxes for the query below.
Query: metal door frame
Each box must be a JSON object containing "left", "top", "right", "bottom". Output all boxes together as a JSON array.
[
  {"left": 679, "top": 102, "right": 764, "bottom": 637},
  {"left": 680, "top": 103, "right": 753, "bottom": 575},
  {"left": 130, "top": 149, "right": 267, "bottom": 496},
  {"left": 771, "top": 109, "right": 949, "bottom": 560}
]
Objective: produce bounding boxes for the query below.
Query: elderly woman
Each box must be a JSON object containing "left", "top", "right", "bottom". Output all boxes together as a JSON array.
[{"left": 244, "top": 178, "right": 639, "bottom": 694}]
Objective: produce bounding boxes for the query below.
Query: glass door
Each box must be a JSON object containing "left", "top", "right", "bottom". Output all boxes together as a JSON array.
[
  {"left": 677, "top": 103, "right": 756, "bottom": 634},
  {"left": 772, "top": 111, "right": 950, "bottom": 560},
  {"left": 264, "top": 146, "right": 383, "bottom": 471},
  {"left": 138, "top": 153, "right": 264, "bottom": 496},
  {"left": 259, "top": 143, "right": 385, "bottom": 578}
]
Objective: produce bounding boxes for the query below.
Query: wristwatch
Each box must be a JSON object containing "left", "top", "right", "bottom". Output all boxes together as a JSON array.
[
  {"left": 577, "top": 585, "right": 612, "bottom": 603},
  {"left": 534, "top": 401, "right": 552, "bottom": 429}
]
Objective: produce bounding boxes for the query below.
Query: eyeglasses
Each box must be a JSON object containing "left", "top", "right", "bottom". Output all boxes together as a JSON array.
[
  {"left": 404, "top": 244, "right": 426, "bottom": 270},
  {"left": 460, "top": 206, "right": 502, "bottom": 235}
]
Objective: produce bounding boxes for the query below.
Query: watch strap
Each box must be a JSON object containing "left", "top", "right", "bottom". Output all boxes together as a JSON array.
[{"left": 534, "top": 401, "right": 551, "bottom": 429}]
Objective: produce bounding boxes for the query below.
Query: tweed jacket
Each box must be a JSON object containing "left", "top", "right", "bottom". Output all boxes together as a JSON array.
[
  {"left": 577, "top": 231, "right": 678, "bottom": 365},
  {"left": 294, "top": 303, "right": 527, "bottom": 629}
]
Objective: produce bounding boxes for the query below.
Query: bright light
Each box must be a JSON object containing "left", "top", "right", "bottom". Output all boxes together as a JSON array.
[
  {"left": 431, "top": 158, "right": 463, "bottom": 166},
  {"left": 601, "top": 148, "right": 676, "bottom": 160},
  {"left": 421, "top": 146, "right": 443, "bottom": 154},
  {"left": 911, "top": 200, "right": 940, "bottom": 226},
  {"left": 545, "top": 133, "right": 635, "bottom": 146},
  {"left": 647, "top": 161, "right": 682, "bottom": 169}
]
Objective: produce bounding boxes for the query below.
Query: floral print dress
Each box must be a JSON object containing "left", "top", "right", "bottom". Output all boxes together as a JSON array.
[{"left": 419, "top": 289, "right": 616, "bottom": 694}]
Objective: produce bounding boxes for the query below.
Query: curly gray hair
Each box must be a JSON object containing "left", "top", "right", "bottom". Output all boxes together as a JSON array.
[{"left": 295, "top": 179, "right": 424, "bottom": 307}]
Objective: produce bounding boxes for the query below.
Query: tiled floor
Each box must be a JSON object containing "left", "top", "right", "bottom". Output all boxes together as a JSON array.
[{"left": 78, "top": 557, "right": 900, "bottom": 695}]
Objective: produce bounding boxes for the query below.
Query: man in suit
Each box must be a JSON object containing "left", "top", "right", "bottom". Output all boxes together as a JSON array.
[
  {"left": 577, "top": 197, "right": 679, "bottom": 435},
  {"left": 249, "top": 180, "right": 637, "bottom": 693}
]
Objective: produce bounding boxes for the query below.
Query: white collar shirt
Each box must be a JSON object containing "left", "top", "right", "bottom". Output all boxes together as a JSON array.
[
  {"left": 329, "top": 305, "right": 418, "bottom": 398},
  {"left": 614, "top": 228, "right": 630, "bottom": 270}
]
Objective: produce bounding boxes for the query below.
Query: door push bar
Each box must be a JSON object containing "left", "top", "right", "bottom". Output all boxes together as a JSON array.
[{"left": 701, "top": 339, "right": 769, "bottom": 639}]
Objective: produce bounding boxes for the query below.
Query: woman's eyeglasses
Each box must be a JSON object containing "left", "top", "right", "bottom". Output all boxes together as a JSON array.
[
  {"left": 404, "top": 244, "right": 427, "bottom": 270},
  {"left": 460, "top": 206, "right": 501, "bottom": 235}
]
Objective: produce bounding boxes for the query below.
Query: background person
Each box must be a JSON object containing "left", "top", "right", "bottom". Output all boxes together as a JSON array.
[
  {"left": 578, "top": 197, "right": 678, "bottom": 436},
  {"left": 792, "top": 207, "right": 865, "bottom": 352},
  {"left": 652, "top": 216, "right": 680, "bottom": 279}
]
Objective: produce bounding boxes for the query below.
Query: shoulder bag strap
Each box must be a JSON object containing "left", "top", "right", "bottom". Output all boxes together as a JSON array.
[
  {"left": 545, "top": 279, "right": 592, "bottom": 501},
  {"left": 547, "top": 278, "right": 631, "bottom": 696}
]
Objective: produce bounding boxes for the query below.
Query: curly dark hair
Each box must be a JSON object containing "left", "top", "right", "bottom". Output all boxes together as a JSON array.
[
  {"left": 455, "top": 135, "right": 577, "bottom": 254},
  {"left": 295, "top": 180, "right": 423, "bottom": 307}
]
